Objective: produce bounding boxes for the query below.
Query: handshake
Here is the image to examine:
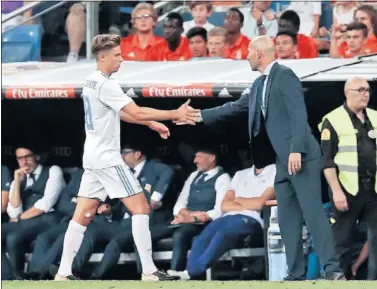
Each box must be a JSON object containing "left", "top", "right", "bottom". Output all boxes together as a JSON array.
[{"left": 173, "top": 99, "right": 202, "bottom": 126}]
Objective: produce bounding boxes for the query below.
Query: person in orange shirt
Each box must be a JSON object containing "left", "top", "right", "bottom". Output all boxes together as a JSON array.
[
  {"left": 207, "top": 27, "right": 227, "bottom": 58},
  {"left": 277, "top": 10, "right": 318, "bottom": 59},
  {"left": 275, "top": 30, "right": 298, "bottom": 59},
  {"left": 354, "top": 5, "right": 377, "bottom": 53},
  {"left": 187, "top": 27, "right": 208, "bottom": 58},
  {"left": 333, "top": 22, "right": 369, "bottom": 58},
  {"left": 223, "top": 7, "right": 250, "bottom": 60},
  {"left": 120, "top": 2, "right": 164, "bottom": 61},
  {"left": 159, "top": 12, "right": 191, "bottom": 61}
]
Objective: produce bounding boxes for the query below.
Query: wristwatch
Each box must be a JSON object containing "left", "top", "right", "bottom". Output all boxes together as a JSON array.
[{"left": 193, "top": 216, "right": 199, "bottom": 222}]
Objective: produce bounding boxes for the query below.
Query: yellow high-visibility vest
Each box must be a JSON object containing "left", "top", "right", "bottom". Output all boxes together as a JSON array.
[{"left": 319, "top": 105, "right": 377, "bottom": 195}]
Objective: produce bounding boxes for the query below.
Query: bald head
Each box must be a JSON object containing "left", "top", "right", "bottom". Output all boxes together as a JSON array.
[
  {"left": 344, "top": 76, "right": 370, "bottom": 112},
  {"left": 247, "top": 35, "right": 276, "bottom": 72}
]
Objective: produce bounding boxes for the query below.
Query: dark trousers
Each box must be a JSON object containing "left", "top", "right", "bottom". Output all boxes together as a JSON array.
[
  {"left": 330, "top": 182, "right": 377, "bottom": 280},
  {"left": 2, "top": 250, "right": 14, "bottom": 280},
  {"left": 274, "top": 158, "right": 341, "bottom": 279},
  {"left": 27, "top": 221, "right": 69, "bottom": 277},
  {"left": 1, "top": 213, "right": 59, "bottom": 275},
  {"left": 187, "top": 215, "right": 262, "bottom": 277},
  {"left": 72, "top": 220, "right": 126, "bottom": 274}
]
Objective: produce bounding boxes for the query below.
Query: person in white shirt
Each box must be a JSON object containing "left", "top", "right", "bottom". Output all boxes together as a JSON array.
[
  {"left": 183, "top": 1, "right": 215, "bottom": 35},
  {"left": 240, "top": 1, "right": 278, "bottom": 39},
  {"left": 2, "top": 146, "right": 65, "bottom": 278},
  {"left": 165, "top": 146, "right": 231, "bottom": 275},
  {"left": 169, "top": 164, "right": 276, "bottom": 280},
  {"left": 285, "top": 0, "right": 322, "bottom": 37},
  {"left": 53, "top": 34, "right": 200, "bottom": 282}
]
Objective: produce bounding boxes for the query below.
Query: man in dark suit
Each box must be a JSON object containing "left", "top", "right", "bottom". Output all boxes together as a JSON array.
[{"left": 178, "top": 36, "right": 344, "bottom": 280}]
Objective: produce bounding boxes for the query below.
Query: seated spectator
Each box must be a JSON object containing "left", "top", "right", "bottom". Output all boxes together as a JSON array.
[
  {"left": 169, "top": 164, "right": 276, "bottom": 280},
  {"left": 187, "top": 27, "right": 208, "bottom": 58},
  {"left": 2, "top": 165, "right": 12, "bottom": 223},
  {"left": 333, "top": 1, "right": 360, "bottom": 27},
  {"left": 241, "top": 1, "right": 278, "bottom": 39},
  {"left": 183, "top": 1, "right": 214, "bottom": 35},
  {"left": 159, "top": 12, "right": 191, "bottom": 61},
  {"left": 164, "top": 146, "right": 231, "bottom": 274},
  {"left": 223, "top": 7, "right": 250, "bottom": 60},
  {"left": 1, "top": 1, "right": 32, "bottom": 33},
  {"left": 277, "top": 10, "right": 318, "bottom": 58},
  {"left": 120, "top": 2, "right": 164, "bottom": 61},
  {"left": 65, "top": 2, "right": 86, "bottom": 63},
  {"left": 354, "top": 5, "right": 377, "bottom": 51},
  {"left": 330, "top": 22, "right": 370, "bottom": 58},
  {"left": 207, "top": 27, "right": 227, "bottom": 58},
  {"left": 1, "top": 146, "right": 65, "bottom": 278},
  {"left": 275, "top": 30, "right": 298, "bottom": 59},
  {"left": 84, "top": 144, "right": 175, "bottom": 279},
  {"left": 23, "top": 169, "right": 83, "bottom": 280},
  {"left": 284, "top": 0, "right": 322, "bottom": 37}
]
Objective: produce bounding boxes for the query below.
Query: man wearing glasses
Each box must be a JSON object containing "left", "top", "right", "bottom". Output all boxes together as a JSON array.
[
  {"left": 319, "top": 76, "right": 377, "bottom": 279},
  {"left": 2, "top": 146, "right": 65, "bottom": 279}
]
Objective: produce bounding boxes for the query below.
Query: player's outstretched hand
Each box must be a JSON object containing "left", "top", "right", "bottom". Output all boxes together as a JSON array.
[
  {"left": 149, "top": 121, "right": 170, "bottom": 139},
  {"left": 174, "top": 99, "right": 201, "bottom": 125}
]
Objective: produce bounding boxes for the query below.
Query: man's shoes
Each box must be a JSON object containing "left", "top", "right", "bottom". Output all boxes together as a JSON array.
[
  {"left": 142, "top": 270, "right": 180, "bottom": 281},
  {"left": 49, "top": 264, "right": 80, "bottom": 281},
  {"left": 167, "top": 270, "right": 190, "bottom": 280},
  {"left": 325, "top": 272, "right": 347, "bottom": 280},
  {"left": 283, "top": 275, "right": 306, "bottom": 281}
]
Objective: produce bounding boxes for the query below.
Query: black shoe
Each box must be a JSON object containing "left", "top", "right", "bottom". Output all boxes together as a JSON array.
[
  {"left": 325, "top": 272, "right": 347, "bottom": 280},
  {"left": 142, "top": 270, "right": 180, "bottom": 281},
  {"left": 283, "top": 275, "right": 306, "bottom": 281},
  {"left": 23, "top": 272, "right": 42, "bottom": 280}
]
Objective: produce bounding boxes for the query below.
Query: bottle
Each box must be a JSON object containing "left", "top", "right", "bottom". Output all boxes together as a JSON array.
[{"left": 268, "top": 206, "right": 287, "bottom": 281}]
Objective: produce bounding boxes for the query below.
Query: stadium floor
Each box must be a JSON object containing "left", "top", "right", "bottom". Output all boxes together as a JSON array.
[{"left": 2, "top": 281, "right": 376, "bottom": 289}]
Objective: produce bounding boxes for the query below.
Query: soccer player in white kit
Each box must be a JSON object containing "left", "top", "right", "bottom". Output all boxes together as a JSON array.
[{"left": 54, "top": 34, "right": 200, "bottom": 281}]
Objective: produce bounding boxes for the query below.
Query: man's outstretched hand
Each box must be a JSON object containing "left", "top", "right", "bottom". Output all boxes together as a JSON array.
[
  {"left": 149, "top": 121, "right": 170, "bottom": 139},
  {"left": 174, "top": 99, "right": 201, "bottom": 125}
]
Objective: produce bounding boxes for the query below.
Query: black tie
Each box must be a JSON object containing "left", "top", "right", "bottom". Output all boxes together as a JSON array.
[
  {"left": 196, "top": 173, "right": 207, "bottom": 185},
  {"left": 130, "top": 168, "right": 136, "bottom": 174},
  {"left": 253, "top": 75, "right": 267, "bottom": 137},
  {"left": 30, "top": 173, "right": 36, "bottom": 184}
]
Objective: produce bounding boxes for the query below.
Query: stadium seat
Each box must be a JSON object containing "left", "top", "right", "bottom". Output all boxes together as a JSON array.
[{"left": 2, "top": 25, "right": 42, "bottom": 63}]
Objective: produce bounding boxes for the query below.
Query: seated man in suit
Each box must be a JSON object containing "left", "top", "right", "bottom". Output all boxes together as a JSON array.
[
  {"left": 71, "top": 143, "right": 175, "bottom": 279},
  {"left": 169, "top": 164, "right": 276, "bottom": 279},
  {"left": 1, "top": 146, "right": 66, "bottom": 278},
  {"left": 164, "top": 146, "right": 231, "bottom": 273},
  {"left": 24, "top": 168, "right": 84, "bottom": 279}
]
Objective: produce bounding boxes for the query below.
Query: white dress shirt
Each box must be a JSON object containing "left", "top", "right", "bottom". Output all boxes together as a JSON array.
[
  {"left": 173, "top": 166, "right": 231, "bottom": 220},
  {"left": 224, "top": 164, "right": 276, "bottom": 228},
  {"left": 182, "top": 20, "right": 215, "bottom": 35},
  {"left": 287, "top": 0, "right": 322, "bottom": 36},
  {"left": 240, "top": 7, "right": 278, "bottom": 39},
  {"left": 261, "top": 61, "right": 277, "bottom": 116},
  {"left": 7, "top": 165, "right": 66, "bottom": 218}
]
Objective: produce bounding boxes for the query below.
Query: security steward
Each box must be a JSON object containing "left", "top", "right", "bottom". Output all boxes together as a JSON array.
[{"left": 319, "top": 76, "right": 377, "bottom": 279}]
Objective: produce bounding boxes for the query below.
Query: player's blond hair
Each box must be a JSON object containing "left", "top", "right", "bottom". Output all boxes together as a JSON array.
[
  {"left": 131, "top": 2, "right": 157, "bottom": 22},
  {"left": 207, "top": 27, "right": 227, "bottom": 38},
  {"left": 91, "top": 34, "right": 121, "bottom": 57}
]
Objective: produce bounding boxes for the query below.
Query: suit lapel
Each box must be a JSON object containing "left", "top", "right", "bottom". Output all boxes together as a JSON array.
[
  {"left": 264, "top": 63, "right": 279, "bottom": 120},
  {"left": 248, "top": 77, "right": 262, "bottom": 139}
]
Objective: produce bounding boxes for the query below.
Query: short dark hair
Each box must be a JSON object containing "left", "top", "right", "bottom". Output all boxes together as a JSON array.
[
  {"left": 280, "top": 10, "right": 300, "bottom": 30},
  {"left": 91, "top": 34, "right": 120, "bottom": 57},
  {"left": 166, "top": 12, "right": 184, "bottom": 28},
  {"left": 189, "top": 1, "right": 212, "bottom": 12},
  {"left": 346, "top": 21, "right": 368, "bottom": 38},
  {"left": 186, "top": 27, "right": 208, "bottom": 42},
  {"left": 227, "top": 7, "right": 244, "bottom": 24},
  {"left": 276, "top": 30, "right": 298, "bottom": 45}
]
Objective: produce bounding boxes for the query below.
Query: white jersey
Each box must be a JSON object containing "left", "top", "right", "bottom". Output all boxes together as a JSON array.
[{"left": 81, "top": 70, "right": 133, "bottom": 169}]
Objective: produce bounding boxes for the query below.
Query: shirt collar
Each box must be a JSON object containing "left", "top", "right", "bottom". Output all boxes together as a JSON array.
[
  {"left": 263, "top": 61, "right": 277, "bottom": 76},
  {"left": 247, "top": 165, "right": 267, "bottom": 178},
  {"left": 29, "top": 164, "right": 42, "bottom": 177},
  {"left": 131, "top": 34, "right": 156, "bottom": 48},
  {"left": 343, "top": 103, "right": 367, "bottom": 120},
  {"left": 133, "top": 160, "right": 146, "bottom": 177},
  {"left": 200, "top": 166, "right": 220, "bottom": 179}
]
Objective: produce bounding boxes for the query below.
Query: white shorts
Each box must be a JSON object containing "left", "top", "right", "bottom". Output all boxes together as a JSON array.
[{"left": 77, "top": 163, "right": 143, "bottom": 202}]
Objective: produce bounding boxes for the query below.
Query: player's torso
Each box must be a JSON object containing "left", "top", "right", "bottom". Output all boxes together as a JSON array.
[{"left": 81, "top": 71, "right": 123, "bottom": 169}]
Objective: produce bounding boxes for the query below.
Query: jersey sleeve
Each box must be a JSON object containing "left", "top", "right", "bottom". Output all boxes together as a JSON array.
[{"left": 99, "top": 79, "right": 134, "bottom": 112}]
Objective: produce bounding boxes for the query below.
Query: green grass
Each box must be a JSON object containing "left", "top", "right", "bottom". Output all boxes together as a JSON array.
[{"left": 2, "top": 281, "right": 377, "bottom": 289}]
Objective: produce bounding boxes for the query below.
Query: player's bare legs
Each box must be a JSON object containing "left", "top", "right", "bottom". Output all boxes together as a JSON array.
[
  {"left": 120, "top": 193, "right": 179, "bottom": 281},
  {"left": 55, "top": 197, "right": 100, "bottom": 280}
]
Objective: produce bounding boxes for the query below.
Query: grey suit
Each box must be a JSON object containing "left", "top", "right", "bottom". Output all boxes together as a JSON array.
[{"left": 201, "top": 62, "right": 341, "bottom": 279}]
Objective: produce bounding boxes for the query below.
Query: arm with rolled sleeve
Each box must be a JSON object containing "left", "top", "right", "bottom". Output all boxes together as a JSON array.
[
  {"left": 150, "top": 162, "right": 174, "bottom": 202},
  {"left": 173, "top": 171, "right": 197, "bottom": 216},
  {"left": 7, "top": 181, "right": 22, "bottom": 219},
  {"left": 2, "top": 165, "right": 11, "bottom": 213},
  {"left": 20, "top": 166, "right": 66, "bottom": 220},
  {"left": 206, "top": 173, "right": 231, "bottom": 220}
]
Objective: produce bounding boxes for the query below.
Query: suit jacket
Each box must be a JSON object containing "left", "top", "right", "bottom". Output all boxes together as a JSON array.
[{"left": 201, "top": 62, "right": 322, "bottom": 166}]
